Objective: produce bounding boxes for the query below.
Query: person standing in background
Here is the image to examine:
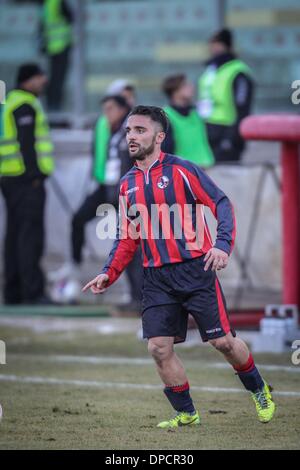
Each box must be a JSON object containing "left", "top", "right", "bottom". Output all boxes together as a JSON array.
[
  {"left": 41, "top": 0, "right": 73, "bottom": 111},
  {"left": 0, "top": 64, "right": 54, "bottom": 304},
  {"left": 50, "top": 95, "right": 143, "bottom": 310},
  {"left": 93, "top": 79, "right": 136, "bottom": 185},
  {"left": 162, "top": 74, "right": 214, "bottom": 168},
  {"left": 198, "top": 29, "right": 254, "bottom": 163}
]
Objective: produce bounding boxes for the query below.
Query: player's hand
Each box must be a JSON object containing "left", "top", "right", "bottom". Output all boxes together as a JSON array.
[
  {"left": 82, "top": 274, "right": 109, "bottom": 294},
  {"left": 204, "top": 248, "right": 229, "bottom": 272}
]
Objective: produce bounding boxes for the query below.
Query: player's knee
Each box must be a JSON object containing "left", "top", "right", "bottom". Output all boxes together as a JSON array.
[
  {"left": 209, "top": 336, "right": 234, "bottom": 355},
  {"left": 148, "top": 340, "right": 172, "bottom": 364}
]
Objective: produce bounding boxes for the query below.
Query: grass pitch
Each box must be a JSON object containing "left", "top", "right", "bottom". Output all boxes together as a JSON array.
[{"left": 0, "top": 316, "right": 299, "bottom": 450}]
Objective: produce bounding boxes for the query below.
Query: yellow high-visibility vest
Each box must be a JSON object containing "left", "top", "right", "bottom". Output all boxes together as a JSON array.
[
  {"left": 198, "top": 59, "right": 251, "bottom": 126},
  {"left": 0, "top": 89, "right": 54, "bottom": 176},
  {"left": 164, "top": 106, "right": 214, "bottom": 168},
  {"left": 43, "top": 0, "right": 72, "bottom": 55}
]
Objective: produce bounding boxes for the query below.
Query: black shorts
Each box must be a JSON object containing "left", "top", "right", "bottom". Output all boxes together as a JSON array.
[{"left": 142, "top": 256, "right": 235, "bottom": 344}]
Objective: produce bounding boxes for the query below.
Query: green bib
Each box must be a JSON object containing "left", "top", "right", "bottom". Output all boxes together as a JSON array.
[
  {"left": 0, "top": 89, "right": 54, "bottom": 176},
  {"left": 43, "top": 0, "right": 72, "bottom": 55},
  {"left": 93, "top": 116, "right": 111, "bottom": 184},
  {"left": 198, "top": 59, "right": 251, "bottom": 126},
  {"left": 164, "top": 106, "right": 214, "bottom": 168}
]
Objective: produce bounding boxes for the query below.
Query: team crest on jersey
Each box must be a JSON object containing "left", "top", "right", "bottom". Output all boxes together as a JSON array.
[{"left": 157, "top": 175, "right": 170, "bottom": 189}]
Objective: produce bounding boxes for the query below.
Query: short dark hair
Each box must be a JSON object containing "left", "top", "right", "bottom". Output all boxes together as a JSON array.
[
  {"left": 101, "top": 94, "right": 131, "bottom": 111},
  {"left": 162, "top": 74, "right": 186, "bottom": 98},
  {"left": 16, "top": 63, "right": 45, "bottom": 86},
  {"left": 128, "top": 105, "right": 169, "bottom": 133},
  {"left": 210, "top": 28, "right": 233, "bottom": 49}
]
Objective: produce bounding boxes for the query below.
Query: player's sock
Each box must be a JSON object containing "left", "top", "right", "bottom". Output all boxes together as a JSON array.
[
  {"left": 163, "top": 381, "right": 195, "bottom": 414},
  {"left": 233, "top": 353, "right": 264, "bottom": 392}
]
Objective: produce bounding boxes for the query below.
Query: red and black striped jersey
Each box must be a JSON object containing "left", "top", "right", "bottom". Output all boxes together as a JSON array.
[{"left": 101, "top": 152, "right": 236, "bottom": 286}]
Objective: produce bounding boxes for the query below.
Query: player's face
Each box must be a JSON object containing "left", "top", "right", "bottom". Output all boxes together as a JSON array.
[{"left": 125, "top": 115, "right": 165, "bottom": 161}]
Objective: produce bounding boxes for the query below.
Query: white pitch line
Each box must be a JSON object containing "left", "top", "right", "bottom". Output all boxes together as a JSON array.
[
  {"left": 0, "top": 374, "right": 299, "bottom": 397},
  {"left": 8, "top": 353, "right": 152, "bottom": 366},
  {"left": 7, "top": 353, "right": 300, "bottom": 374},
  {"left": 211, "top": 362, "right": 300, "bottom": 374}
]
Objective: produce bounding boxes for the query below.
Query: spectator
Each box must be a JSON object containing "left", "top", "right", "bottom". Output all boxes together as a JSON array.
[
  {"left": 40, "top": 0, "right": 73, "bottom": 111},
  {"left": 93, "top": 79, "right": 136, "bottom": 184},
  {"left": 162, "top": 74, "right": 214, "bottom": 168},
  {"left": 0, "top": 63, "right": 54, "bottom": 304},
  {"left": 50, "top": 95, "right": 143, "bottom": 310},
  {"left": 198, "top": 28, "right": 254, "bottom": 163}
]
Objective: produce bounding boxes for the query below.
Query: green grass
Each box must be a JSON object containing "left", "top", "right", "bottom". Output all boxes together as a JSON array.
[{"left": 0, "top": 320, "right": 299, "bottom": 450}]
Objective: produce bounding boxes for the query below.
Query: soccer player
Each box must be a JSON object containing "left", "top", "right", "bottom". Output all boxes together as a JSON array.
[{"left": 83, "top": 106, "right": 275, "bottom": 428}]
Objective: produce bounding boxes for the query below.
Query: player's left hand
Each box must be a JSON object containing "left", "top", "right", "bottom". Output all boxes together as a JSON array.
[{"left": 204, "top": 247, "right": 229, "bottom": 272}]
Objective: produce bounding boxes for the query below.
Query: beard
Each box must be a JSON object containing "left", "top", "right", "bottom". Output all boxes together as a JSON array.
[{"left": 129, "top": 136, "right": 156, "bottom": 161}]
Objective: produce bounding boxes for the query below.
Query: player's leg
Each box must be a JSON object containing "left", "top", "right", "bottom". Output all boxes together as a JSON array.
[
  {"left": 209, "top": 332, "right": 275, "bottom": 423},
  {"left": 148, "top": 336, "right": 187, "bottom": 385},
  {"left": 142, "top": 265, "right": 200, "bottom": 428},
  {"left": 206, "top": 276, "right": 275, "bottom": 423},
  {"left": 147, "top": 336, "right": 200, "bottom": 428},
  {"left": 186, "top": 258, "right": 275, "bottom": 423},
  {"left": 207, "top": 277, "right": 267, "bottom": 394},
  {"left": 209, "top": 331, "right": 249, "bottom": 366},
  {"left": 209, "top": 332, "right": 264, "bottom": 389}
]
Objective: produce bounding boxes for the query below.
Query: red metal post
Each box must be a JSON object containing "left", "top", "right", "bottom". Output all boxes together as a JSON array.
[
  {"left": 281, "top": 142, "right": 300, "bottom": 306},
  {"left": 240, "top": 115, "right": 300, "bottom": 309}
]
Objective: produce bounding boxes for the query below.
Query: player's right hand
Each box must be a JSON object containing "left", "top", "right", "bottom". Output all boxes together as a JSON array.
[{"left": 82, "top": 273, "right": 109, "bottom": 294}]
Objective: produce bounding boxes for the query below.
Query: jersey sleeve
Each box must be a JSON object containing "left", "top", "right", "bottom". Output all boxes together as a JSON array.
[
  {"left": 181, "top": 162, "right": 236, "bottom": 255},
  {"left": 100, "top": 182, "right": 141, "bottom": 286}
]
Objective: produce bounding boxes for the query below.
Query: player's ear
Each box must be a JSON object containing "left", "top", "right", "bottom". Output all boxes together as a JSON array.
[{"left": 156, "top": 131, "right": 165, "bottom": 144}]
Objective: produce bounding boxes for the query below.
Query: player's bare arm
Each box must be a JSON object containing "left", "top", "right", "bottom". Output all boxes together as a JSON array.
[
  {"left": 204, "top": 247, "right": 229, "bottom": 272},
  {"left": 82, "top": 273, "right": 109, "bottom": 294}
]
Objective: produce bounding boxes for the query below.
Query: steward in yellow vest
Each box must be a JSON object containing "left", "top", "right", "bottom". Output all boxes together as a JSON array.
[
  {"left": 42, "top": 0, "right": 72, "bottom": 56},
  {"left": 0, "top": 89, "right": 54, "bottom": 177},
  {"left": 0, "top": 64, "right": 54, "bottom": 304},
  {"left": 41, "top": 0, "right": 73, "bottom": 110},
  {"left": 198, "top": 29, "right": 254, "bottom": 163},
  {"left": 161, "top": 74, "right": 214, "bottom": 169}
]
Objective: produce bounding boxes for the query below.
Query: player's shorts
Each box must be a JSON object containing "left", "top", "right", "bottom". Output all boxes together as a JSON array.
[{"left": 142, "top": 255, "right": 235, "bottom": 344}]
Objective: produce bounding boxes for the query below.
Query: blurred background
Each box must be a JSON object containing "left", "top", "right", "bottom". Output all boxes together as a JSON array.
[
  {"left": 0, "top": 0, "right": 299, "bottom": 326},
  {"left": 1, "top": 2, "right": 300, "bottom": 451},
  {"left": 1, "top": 0, "right": 299, "bottom": 116}
]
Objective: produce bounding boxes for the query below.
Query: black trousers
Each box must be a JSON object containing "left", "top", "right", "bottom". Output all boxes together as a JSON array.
[
  {"left": 46, "top": 46, "right": 71, "bottom": 111},
  {"left": 206, "top": 123, "right": 244, "bottom": 163},
  {"left": 72, "top": 185, "right": 143, "bottom": 303},
  {"left": 1, "top": 179, "right": 46, "bottom": 304}
]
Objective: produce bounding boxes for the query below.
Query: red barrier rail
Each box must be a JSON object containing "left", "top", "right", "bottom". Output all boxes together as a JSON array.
[{"left": 240, "top": 115, "right": 300, "bottom": 307}]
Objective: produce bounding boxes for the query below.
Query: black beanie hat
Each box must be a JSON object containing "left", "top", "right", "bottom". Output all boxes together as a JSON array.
[
  {"left": 210, "top": 28, "right": 233, "bottom": 48},
  {"left": 16, "top": 63, "right": 45, "bottom": 86}
]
